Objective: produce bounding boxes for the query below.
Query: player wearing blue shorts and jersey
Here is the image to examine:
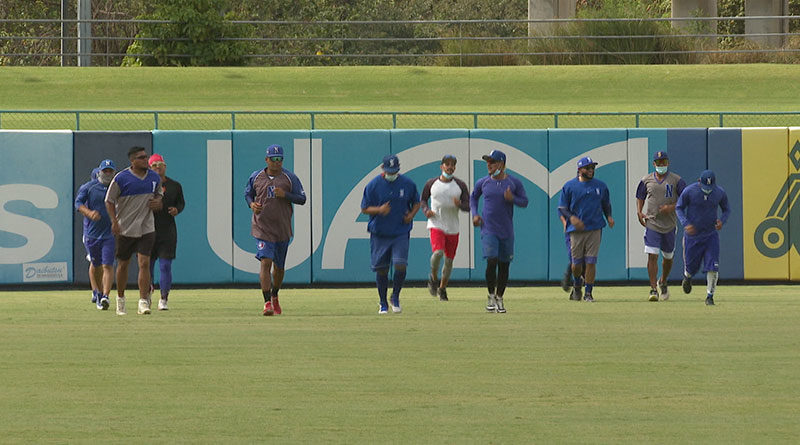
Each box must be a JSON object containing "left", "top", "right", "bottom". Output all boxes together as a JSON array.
[
  {"left": 558, "top": 156, "right": 615, "bottom": 302},
  {"left": 361, "top": 154, "right": 420, "bottom": 314},
  {"left": 470, "top": 150, "right": 528, "bottom": 313},
  {"left": 676, "top": 170, "right": 730, "bottom": 306},
  {"left": 245, "top": 144, "right": 306, "bottom": 316},
  {"left": 636, "top": 151, "right": 686, "bottom": 302},
  {"left": 76, "top": 160, "right": 116, "bottom": 310}
]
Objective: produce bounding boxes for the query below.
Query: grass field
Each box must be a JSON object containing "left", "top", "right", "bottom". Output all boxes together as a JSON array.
[
  {"left": 1, "top": 285, "right": 798, "bottom": 443},
  {"left": 2, "top": 65, "right": 800, "bottom": 112}
]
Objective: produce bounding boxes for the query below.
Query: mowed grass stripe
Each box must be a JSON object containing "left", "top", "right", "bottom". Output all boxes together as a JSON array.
[
  {"left": 1, "top": 285, "right": 798, "bottom": 443},
  {"left": 2, "top": 65, "right": 800, "bottom": 112}
]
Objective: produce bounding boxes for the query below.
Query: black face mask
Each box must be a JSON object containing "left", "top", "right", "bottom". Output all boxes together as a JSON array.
[{"left": 580, "top": 171, "right": 593, "bottom": 180}]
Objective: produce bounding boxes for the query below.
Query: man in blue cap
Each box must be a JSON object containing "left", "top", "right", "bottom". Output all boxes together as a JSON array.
[
  {"left": 675, "top": 169, "right": 730, "bottom": 306},
  {"left": 558, "top": 156, "right": 614, "bottom": 302},
  {"left": 470, "top": 149, "right": 528, "bottom": 313},
  {"left": 76, "top": 159, "right": 117, "bottom": 310},
  {"left": 361, "top": 154, "right": 420, "bottom": 314},
  {"left": 635, "top": 151, "right": 686, "bottom": 302},
  {"left": 245, "top": 144, "right": 307, "bottom": 316}
]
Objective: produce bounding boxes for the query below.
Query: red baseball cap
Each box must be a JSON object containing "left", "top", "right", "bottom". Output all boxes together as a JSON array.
[{"left": 148, "top": 153, "right": 165, "bottom": 166}]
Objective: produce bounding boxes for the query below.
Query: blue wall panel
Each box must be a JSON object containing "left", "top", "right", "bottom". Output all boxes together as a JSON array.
[{"left": 707, "top": 128, "right": 744, "bottom": 279}]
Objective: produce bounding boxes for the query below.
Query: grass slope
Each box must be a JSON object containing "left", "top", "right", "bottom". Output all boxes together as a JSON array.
[
  {"left": 2, "top": 65, "right": 800, "bottom": 112},
  {"left": 1, "top": 286, "right": 798, "bottom": 443}
]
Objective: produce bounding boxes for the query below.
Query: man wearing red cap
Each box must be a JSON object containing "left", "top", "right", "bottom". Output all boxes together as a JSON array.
[{"left": 148, "top": 154, "right": 185, "bottom": 311}]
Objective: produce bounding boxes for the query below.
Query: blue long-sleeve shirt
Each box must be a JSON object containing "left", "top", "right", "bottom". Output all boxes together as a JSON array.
[
  {"left": 470, "top": 174, "right": 528, "bottom": 239},
  {"left": 676, "top": 182, "right": 730, "bottom": 236},
  {"left": 558, "top": 177, "right": 612, "bottom": 233},
  {"left": 361, "top": 174, "right": 420, "bottom": 237},
  {"left": 75, "top": 179, "right": 113, "bottom": 240}
]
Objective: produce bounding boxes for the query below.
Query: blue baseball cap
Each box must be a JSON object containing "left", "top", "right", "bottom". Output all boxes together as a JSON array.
[
  {"left": 653, "top": 151, "right": 669, "bottom": 161},
  {"left": 97, "top": 159, "right": 116, "bottom": 171},
  {"left": 481, "top": 150, "right": 506, "bottom": 163},
  {"left": 577, "top": 156, "right": 598, "bottom": 169},
  {"left": 266, "top": 144, "right": 284, "bottom": 157},
  {"left": 441, "top": 154, "right": 457, "bottom": 164},
  {"left": 382, "top": 154, "right": 400, "bottom": 173},
  {"left": 699, "top": 170, "right": 716, "bottom": 193}
]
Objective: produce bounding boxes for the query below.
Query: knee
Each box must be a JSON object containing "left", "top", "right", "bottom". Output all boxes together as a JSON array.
[
  {"left": 432, "top": 250, "right": 444, "bottom": 258},
  {"left": 394, "top": 264, "right": 406, "bottom": 272},
  {"left": 486, "top": 257, "right": 498, "bottom": 267},
  {"left": 376, "top": 268, "right": 389, "bottom": 276}
]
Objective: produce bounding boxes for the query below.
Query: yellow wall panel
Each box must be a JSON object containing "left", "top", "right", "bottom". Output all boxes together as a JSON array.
[{"left": 742, "top": 128, "right": 789, "bottom": 279}]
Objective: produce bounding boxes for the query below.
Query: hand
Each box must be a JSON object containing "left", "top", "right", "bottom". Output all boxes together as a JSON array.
[
  {"left": 148, "top": 197, "right": 162, "bottom": 211},
  {"left": 378, "top": 202, "right": 391, "bottom": 216},
  {"left": 607, "top": 216, "right": 615, "bottom": 228},
  {"left": 637, "top": 211, "right": 647, "bottom": 227},
  {"left": 111, "top": 220, "right": 120, "bottom": 236},
  {"left": 424, "top": 209, "right": 436, "bottom": 218},
  {"left": 251, "top": 202, "right": 263, "bottom": 215},
  {"left": 452, "top": 197, "right": 461, "bottom": 207},
  {"left": 403, "top": 211, "right": 414, "bottom": 224},
  {"left": 274, "top": 187, "right": 286, "bottom": 198},
  {"left": 504, "top": 186, "right": 513, "bottom": 202},
  {"left": 88, "top": 210, "right": 101, "bottom": 221},
  {"left": 715, "top": 219, "right": 723, "bottom": 230},
  {"left": 472, "top": 215, "right": 483, "bottom": 227},
  {"left": 569, "top": 215, "right": 585, "bottom": 231},
  {"left": 658, "top": 204, "right": 673, "bottom": 214},
  {"left": 685, "top": 224, "right": 696, "bottom": 235},
  {"left": 168, "top": 206, "right": 178, "bottom": 216}
]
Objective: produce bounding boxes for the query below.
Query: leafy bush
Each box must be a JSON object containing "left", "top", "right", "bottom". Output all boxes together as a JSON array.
[{"left": 123, "top": 0, "right": 254, "bottom": 66}]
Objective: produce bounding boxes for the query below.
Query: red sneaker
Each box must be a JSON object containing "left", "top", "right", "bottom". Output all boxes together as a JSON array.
[
  {"left": 272, "top": 296, "right": 282, "bottom": 315},
  {"left": 263, "top": 300, "right": 274, "bottom": 316}
]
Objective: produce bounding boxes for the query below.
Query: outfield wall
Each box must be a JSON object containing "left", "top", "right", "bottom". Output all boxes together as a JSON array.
[{"left": 2, "top": 128, "right": 798, "bottom": 285}]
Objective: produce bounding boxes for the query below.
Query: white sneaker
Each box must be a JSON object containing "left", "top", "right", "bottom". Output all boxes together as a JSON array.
[
  {"left": 486, "top": 294, "right": 497, "bottom": 312},
  {"left": 496, "top": 296, "right": 507, "bottom": 313},
  {"left": 138, "top": 298, "right": 151, "bottom": 315},
  {"left": 158, "top": 298, "right": 168, "bottom": 311},
  {"left": 116, "top": 296, "right": 126, "bottom": 315},
  {"left": 390, "top": 303, "right": 402, "bottom": 313}
]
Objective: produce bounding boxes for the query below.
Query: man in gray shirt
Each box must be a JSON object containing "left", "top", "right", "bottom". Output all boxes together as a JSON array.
[{"left": 635, "top": 151, "right": 686, "bottom": 302}]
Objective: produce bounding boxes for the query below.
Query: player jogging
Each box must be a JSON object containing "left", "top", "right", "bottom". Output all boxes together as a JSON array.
[{"left": 420, "top": 154, "right": 470, "bottom": 301}]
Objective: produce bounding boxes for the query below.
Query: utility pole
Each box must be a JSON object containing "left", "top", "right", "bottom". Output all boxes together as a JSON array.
[
  {"left": 61, "top": 0, "right": 68, "bottom": 66},
  {"left": 77, "top": 0, "right": 91, "bottom": 67}
]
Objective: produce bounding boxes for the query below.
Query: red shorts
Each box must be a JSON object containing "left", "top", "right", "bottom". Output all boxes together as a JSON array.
[{"left": 430, "top": 228, "right": 459, "bottom": 259}]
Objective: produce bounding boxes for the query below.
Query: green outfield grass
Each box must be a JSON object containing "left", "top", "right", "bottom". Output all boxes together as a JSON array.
[
  {"left": 1, "top": 285, "right": 798, "bottom": 443},
  {"left": 2, "top": 65, "right": 800, "bottom": 113}
]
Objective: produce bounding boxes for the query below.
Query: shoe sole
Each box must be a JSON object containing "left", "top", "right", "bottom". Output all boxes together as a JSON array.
[
  {"left": 263, "top": 311, "right": 274, "bottom": 316},
  {"left": 99, "top": 300, "right": 109, "bottom": 310},
  {"left": 138, "top": 310, "right": 151, "bottom": 315},
  {"left": 648, "top": 295, "right": 659, "bottom": 302}
]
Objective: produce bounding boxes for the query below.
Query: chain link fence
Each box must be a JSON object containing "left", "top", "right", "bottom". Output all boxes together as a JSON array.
[{"left": 2, "top": 110, "right": 800, "bottom": 131}]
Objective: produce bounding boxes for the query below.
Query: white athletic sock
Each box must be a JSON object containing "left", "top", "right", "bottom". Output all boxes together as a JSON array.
[{"left": 706, "top": 271, "right": 718, "bottom": 296}]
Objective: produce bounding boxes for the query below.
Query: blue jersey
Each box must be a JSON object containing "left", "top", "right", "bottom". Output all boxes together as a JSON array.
[
  {"left": 558, "top": 177, "right": 612, "bottom": 233},
  {"left": 361, "top": 174, "right": 420, "bottom": 237},
  {"left": 75, "top": 179, "right": 113, "bottom": 240},
  {"left": 676, "top": 182, "right": 730, "bottom": 236},
  {"left": 470, "top": 174, "right": 528, "bottom": 239}
]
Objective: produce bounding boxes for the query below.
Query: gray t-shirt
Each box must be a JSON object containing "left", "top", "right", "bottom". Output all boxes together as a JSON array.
[
  {"left": 105, "top": 167, "right": 163, "bottom": 238},
  {"left": 635, "top": 171, "right": 686, "bottom": 233}
]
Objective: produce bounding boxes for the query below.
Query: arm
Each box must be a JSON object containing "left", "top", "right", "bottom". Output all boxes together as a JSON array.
[
  {"left": 361, "top": 181, "right": 390, "bottom": 216},
  {"left": 456, "top": 179, "right": 471, "bottom": 211},
  {"left": 469, "top": 179, "right": 483, "bottom": 216},
  {"left": 284, "top": 171, "right": 307, "bottom": 205},
  {"left": 601, "top": 186, "right": 614, "bottom": 228},
  {"left": 419, "top": 178, "right": 435, "bottom": 217},
  {"left": 718, "top": 189, "right": 731, "bottom": 226},
  {"left": 404, "top": 202, "right": 421, "bottom": 224},
  {"left": 105, "top": 181, "right": 120, "bottom": 236},
  {"left": 244, "top": 171, "right": 261, "bottom": 213},
  {"left": 512, "top": 178, "right": 528, "bottom": 208},
  {"left": 675, "top": 191, "right": 689, "bottom": 227},
  {"left": 174, "top": 182, "right": 186, "bottom": 214}
]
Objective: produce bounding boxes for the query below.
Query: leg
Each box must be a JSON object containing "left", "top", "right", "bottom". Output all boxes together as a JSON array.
[
  {"left": 259, "top": 258, "right": 274, "bottom": 297},
  {"left": 116, "top": 259, "right": 130, "bottom": 298},
  {"left": 496, "top": 261, "right": 510, "bottom": 297},
  {"left": 485, "top": 257, "right": 498, "bottom": 296},
  {"left": 391, "top": 264, "right": 407, "bottom": 311},
  {"left": 89, "top": 263, "right": 99, "bottom": 301},
  {"left": 440, "top": 257, "right": 454, "bottom": 289},
  {"left": 159, "top": 258, "right": 173, "bottom": 299},
  {"left": 136, "top": 253, "right": 152, "bottom": 314},
  {"left": 647, "top": 253, "right": 659, "bottom": 290},
  {"left": 429, "top": 250, "right": 444, "bottom": 296},
  {"left": 101, "top": 265, "right": 113, "bottom": 297},
  {"left": 375, "top": 267, "right": 389, "bottom": 311},
  {"left": 91, "top": 264, "right": 103, "bottom": 296}
]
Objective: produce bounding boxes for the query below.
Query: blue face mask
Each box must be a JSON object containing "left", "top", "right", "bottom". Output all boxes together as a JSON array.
[
  {"left": 491, "top": 169, "right": 502, "bottom": 178},
  {"left": 384, "top": 173, "right": 398, "bottom": 182},
  {"left": 441, "top": 172, "right": 453, "bottom": 179},
  {"left": 655, "top": 166, "right": 668, "bottom": 175}
]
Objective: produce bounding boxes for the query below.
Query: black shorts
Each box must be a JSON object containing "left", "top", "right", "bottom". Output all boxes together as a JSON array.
[
  {"left": 115, "top": 232, "right": 156, "bottom": 260},
  {"left": 151, "top": 237, "right": 177, "bottom": 259}
]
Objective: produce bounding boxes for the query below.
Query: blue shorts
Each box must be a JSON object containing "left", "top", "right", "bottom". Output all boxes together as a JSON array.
[
  {"left": 481, "top": 233, "right": 514, "bottom": 262},
  {"left": 255, "top": 239, "right": 289, "bottom": 269},
  {"left": 84, "top": 236, "right": 115, "bottom": 266},
  {"left": 683, "top": 232, "right": 719, "bottom": 276},
  {"left": 370, "top": 233, "right": 410, "bottom": 271},
  {"left": 644, "top": 227, "right": 676, "bottom": 259}
]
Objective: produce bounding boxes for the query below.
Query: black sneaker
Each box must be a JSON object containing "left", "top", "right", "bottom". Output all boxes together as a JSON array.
[
  {"left": 584, "top": 294, "right": 594, "bottom": 302},
  {"left": 560, "top": 264, "right": 572, "bottom": 292},
  {"left": 427, "top": 275, "right": 437, "bottom": 297},
  {"left": 648, "top": 289, "right": 659, "bottom": 302},
  {"left": 569, "top": 287, "right": 581, "bottom": 301},
  {"left": 682, "top": 276, "right": 692, "bottom": 294},
  {"left": 573, "top": 284, "right": 583, "bottom": 301},
  {"left": 438, "top": 288, "right": 448, "bottom": 301},
  {"left": 705, "top": 296, "right": 715, "bottom": 306}
]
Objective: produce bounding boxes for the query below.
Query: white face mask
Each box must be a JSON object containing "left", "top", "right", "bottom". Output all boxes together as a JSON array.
[
  {"left": 99, "top": 172, "right": 114, "bottom": 185},
  {"left": 441, "top": 172, "right": 453, "bottom": 180},
  {"left": 384, "top": 173, "right": 398, "bottom": 182},
  {"left": 491, "top": 169, "right": 502, "bottom": 178},
  {"left": 655, "top": 166, "right": 668, "bottom": 175}
]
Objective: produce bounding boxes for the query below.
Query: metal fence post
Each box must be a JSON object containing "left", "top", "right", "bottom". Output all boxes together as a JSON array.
[
  {"left": 392, "top": 113, "right": 397, "bottom": 129},
  {"left": 76, "top": 112, "right": 80, "bottom": 130},
  {"left": 719, "top": 113, "right": 724, "bottom": 127},
  {"left": 554, "top": 113, "right": 559, "bottom": 128},
  {"left": 154, "top": 112, "right": 159, "bottom": 130},
  {"left": 474, "top": 114, "right": 478, "bottom": 129},
  {"left": 635, "top": 113, "right": 640, "bottom": 128},
  {"left": 231, "top": 112, "right": 236, "bottom": 130},
  {"left": 310, "top": 112, "right": 315, "bottom": 130}
]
